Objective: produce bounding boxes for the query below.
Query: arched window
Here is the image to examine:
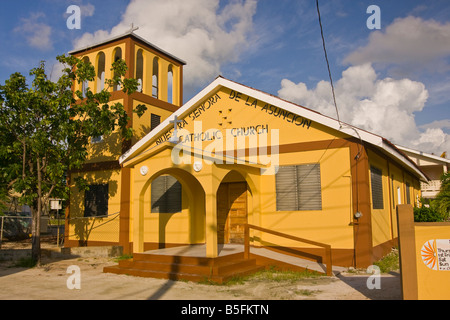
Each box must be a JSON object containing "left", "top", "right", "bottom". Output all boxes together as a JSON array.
[
  {"left": 96, "top": 52, "right": 105, "bottom": 93},
  {"left": 167, "top": 65, "right": 173, "bottom": 104},
  {"left": 151, "top": 175, "right": 182, "bottom": 213},
  {"left": 136, "top": 49, "right": 144, "bottom": 93},
  {"left": 152, "top": 57, "right": 159, "bottom": 99},
  {"left": 81, "top": 57, "right": 90, "bottom": 98},
  {"left": 113, "top": 47, "right": 122, "bottom": 91}
]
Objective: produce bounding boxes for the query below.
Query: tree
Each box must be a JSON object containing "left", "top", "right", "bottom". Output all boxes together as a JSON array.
[{"left": 0, "top": 55, "right": 146, "bottom": 265}]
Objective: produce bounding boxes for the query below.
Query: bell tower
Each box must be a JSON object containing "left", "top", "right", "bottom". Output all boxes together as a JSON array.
[
  {"left": 66, "top": 31, "right": 186, "bottom": 253},
  {"left": 70, "top": 30, "right": 186, "bottom": 146}
]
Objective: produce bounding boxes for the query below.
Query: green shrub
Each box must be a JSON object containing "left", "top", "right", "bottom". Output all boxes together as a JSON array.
[{"left": 414, "top": 205, "right": 445, "bottom": 222}]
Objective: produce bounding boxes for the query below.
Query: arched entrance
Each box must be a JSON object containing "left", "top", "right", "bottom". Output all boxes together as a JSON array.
[
  {"left": 138, "top": 167, "right": 206, "bottom": 251},
  {"left": 217, "top": 171, "right": 249, "bottom": 244}
]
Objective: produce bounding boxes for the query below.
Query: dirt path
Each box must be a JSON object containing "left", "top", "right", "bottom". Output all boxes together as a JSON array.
[{"left": 0, "top": 255, "right": 402, "bottom": 301}]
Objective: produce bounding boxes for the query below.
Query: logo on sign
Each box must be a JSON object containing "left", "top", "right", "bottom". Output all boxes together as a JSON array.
[{"left": 421, "top": 239, "right": 450, "bottom": 271}]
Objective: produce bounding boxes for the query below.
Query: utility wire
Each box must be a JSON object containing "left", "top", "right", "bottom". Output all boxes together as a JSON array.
[
  {"left": 315, "top": 0, "right": 363, "bottom": 158},
  {"left": 315, "top": 0, "right": 341, "bottom": 126}
]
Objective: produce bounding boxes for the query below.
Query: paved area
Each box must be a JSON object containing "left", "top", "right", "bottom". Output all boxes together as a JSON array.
[
  {"left": 0, "top": 242, "right": 402, "bottom": 301},
  {"left": 144, "top": 244, "right": 347, "bottom": 275},
  {"left": 0, "top": 255, "right": 402, "bottom": 300}
]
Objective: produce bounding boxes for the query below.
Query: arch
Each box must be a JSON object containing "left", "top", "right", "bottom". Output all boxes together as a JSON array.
[
  {"left": 136, "top": 49, "right": 144, "bottom": 93},
  {"left": 81, "top": 56, "right": 90, "bottom": 98},
  {"left": 139, "top": 167, "right": 206, "bottom": 248},
  {"left": 167, "top": 64, "right": 173, "bottom": 104},
  {"left": 152, "top": 57, "right": 159, "bottom": 98},
  {"left": 112, "top": 47, "right": 122, "bottom": 91},
  {"left": 96, "top": 51, "right": 106, "bottom": 93}
]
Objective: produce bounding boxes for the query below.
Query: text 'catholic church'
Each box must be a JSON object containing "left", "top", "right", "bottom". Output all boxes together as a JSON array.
[{"left": 65, "top": 31, "right": 427, "bottom": 279}]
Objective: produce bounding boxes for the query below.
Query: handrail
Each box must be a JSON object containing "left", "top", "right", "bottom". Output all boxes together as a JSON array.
[{"left": 244, "top": 224, "right": 333, "bottom": 276}]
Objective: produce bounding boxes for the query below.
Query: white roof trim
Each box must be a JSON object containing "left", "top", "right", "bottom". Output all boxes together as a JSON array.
[
  {"left": 120, "top": 77, "right": 427, "bottom": 181},
  {"left": 396, "top": 145, "right": 450, "bottom": 164}
]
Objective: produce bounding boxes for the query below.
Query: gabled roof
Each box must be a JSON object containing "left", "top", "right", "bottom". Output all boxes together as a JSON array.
[
  {"left": 120, "top": 76, "right": 428, "bottom": 182},
  {"left": 396, "top": 145, "right": 450, "bottom": 165},
  {"left": 69, "top": 31, "right": 187, "bottom": 65}
]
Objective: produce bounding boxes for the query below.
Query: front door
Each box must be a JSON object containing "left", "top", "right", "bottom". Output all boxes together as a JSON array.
[{"left": 217, "top": 182, "right": 248, "bottom": 244}]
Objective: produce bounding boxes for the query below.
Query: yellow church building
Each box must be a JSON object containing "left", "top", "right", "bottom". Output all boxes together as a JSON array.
[{"left": 65, "top": 31, "right": 427, "bottom": 279}]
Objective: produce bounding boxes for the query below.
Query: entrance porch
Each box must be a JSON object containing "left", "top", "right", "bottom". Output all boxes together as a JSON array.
[{"left": 103, "top": 243, "right": 345, "bottom": 283}]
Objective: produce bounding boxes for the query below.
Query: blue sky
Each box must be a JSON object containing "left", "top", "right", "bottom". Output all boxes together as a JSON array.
[{"left": 0, "top": 0, "right": 449, "bottom": 154}]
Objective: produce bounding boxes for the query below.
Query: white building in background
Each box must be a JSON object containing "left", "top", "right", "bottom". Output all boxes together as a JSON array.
[{"left": 396, "top": 145, "right": 449, "bottom": 199}]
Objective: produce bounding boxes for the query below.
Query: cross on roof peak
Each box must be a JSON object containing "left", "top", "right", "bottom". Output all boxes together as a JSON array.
[{"left": 128, "top": 23, "right": 139, "bottom": 33}]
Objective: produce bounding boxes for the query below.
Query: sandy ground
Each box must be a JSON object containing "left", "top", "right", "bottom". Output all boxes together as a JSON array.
[{"left": 0, "top": 242, "right": 402, "bottom": 301}]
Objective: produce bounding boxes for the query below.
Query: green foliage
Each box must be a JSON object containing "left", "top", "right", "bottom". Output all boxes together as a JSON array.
[
  {"left": 0, "top": 54, "right": 146, "bottom": 263},
  {"left": 414, "top": 204, "right": 445, "bottom": 222},
  {"left": 415, "top": 173, "right": 450, "bottom": 222},
  {"left": 373, "top": 249, "right": 399, "bottom": 273},
  {"left": 434, "top": 172, "right": 450, "bottom": 221}
]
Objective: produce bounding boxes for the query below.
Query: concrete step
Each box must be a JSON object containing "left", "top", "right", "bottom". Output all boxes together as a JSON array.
[
  {"left": 117, "top": 257, "right": 258, "bottom": 276},
  {"left": 104, "top": 260, "right": 264, "bottom": 284}
]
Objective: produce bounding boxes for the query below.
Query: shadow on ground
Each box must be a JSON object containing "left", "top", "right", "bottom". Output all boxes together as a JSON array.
[{"left": 336, "top": 271, "right": 402, "bottom": 300}]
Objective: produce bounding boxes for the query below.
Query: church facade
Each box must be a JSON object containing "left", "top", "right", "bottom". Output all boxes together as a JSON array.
[{"left": 65, "top": 32, "right": 427, "bottom": 268}]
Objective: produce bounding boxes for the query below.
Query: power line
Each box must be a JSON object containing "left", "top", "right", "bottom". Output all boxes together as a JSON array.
[{"left": 315, "top": 0, "right": 341, "bottom": 126}]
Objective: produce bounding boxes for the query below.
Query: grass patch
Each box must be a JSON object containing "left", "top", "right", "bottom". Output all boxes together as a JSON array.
[
  {"left": 295, "top": 289, "right": 321, "bottom": 296},
  {"left": 202, "top": 266, "right": 325, "bottom": 286},
  {"left": 253, "top": 267, "right": 324, "bottom": 283},
  {"left": 113, "top": 254, "right": 133, "bottom": 262},
  {"left": 373, "top": 248, "right": 399, "bottom": 273}
]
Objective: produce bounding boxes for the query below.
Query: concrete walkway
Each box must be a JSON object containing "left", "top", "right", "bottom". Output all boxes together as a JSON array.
[{"left": 143, "top": 244, "right": 347, "bottom": 276}]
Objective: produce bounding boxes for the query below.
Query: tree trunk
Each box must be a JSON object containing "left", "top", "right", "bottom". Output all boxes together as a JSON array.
[
  {"left": 31, "top": 201, "right": 41, "bottom": 266},
  {"left": 31, "top": 157, "right": 43, "bottom": 267}
]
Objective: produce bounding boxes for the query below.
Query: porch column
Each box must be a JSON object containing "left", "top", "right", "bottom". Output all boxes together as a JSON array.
[
  {"left": 205, "top": 190, "right": 218, "bottom": 258},
  {"left": 133, "top": 201, "right": 145, "bottom": 253}
]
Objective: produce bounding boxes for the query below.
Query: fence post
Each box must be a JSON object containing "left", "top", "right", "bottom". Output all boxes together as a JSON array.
[
  {"left": 324, "top": 245, "right": 332, "bottom": 276},
  {"left": 397, "top": 204, "right": 418, "bottom": 300},
  {"left": 244, "top": 224, "right": 250, "bottom": 259},
  {"left": 0, "top": 216, "right": 3, "bottom": 248}
]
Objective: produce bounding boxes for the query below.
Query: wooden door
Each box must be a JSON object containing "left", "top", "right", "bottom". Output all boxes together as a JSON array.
[{"left": 217, "top": 182, "right": 248, "bottom": 244}]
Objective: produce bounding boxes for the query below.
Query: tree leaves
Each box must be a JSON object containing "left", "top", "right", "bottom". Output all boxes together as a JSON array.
[{"left": 0, "top": 54, "right": 148, "bottom": 263}]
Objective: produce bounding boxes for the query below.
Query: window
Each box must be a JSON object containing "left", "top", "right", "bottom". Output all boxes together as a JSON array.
[
  {"left": 405, "top": 182, "right": 411, "bottom": 204},
  {"left": 391, "top": 175, "right": 396, "bottom": 209},
  {"left": 84, "top": 184, "right": 109, "bottom": 217},
  {"left": 152, "top": 57, "right": 159, "bottom": 98},
  {"left": 168, "top": 65, "right": 173, "bottom": 104},
  {"left": 113, "top": 48, "right": 122, "bottom": 91},
  {"left": 151, "top": 113, "right": 161, "bottom": 131},
  {"left": 96, "top": 52, "right": 105, "bottom": 93},
  {"left": 370, "top": 166, "right": 384, "bottom": 209},
  {"left": 136, "top": 50, "right": 144, "bottom": 93},
  {"left": 151, "top": 175, "right": 182, "bottom": 213},
  {"left": 275, "top": 164, "right": 322, "bottom": 211},
  {"left": 81, "top": 57, "right": 90, "bottom": 98}
]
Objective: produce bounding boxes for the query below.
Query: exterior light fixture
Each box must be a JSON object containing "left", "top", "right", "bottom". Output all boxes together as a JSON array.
[{"left": 354, "top": 211, "right": 363, "bottom": 219}]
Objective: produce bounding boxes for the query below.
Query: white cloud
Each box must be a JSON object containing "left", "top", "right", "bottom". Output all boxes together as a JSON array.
[
  {"left": 73, "top": 0, "right": 258, "bottom": 95},
  {"left": 344, "top": 16, "right": 450, "bottom": 74},
  {"left": 278, "top": 63, "right": 449, "bottom": 154},
  {"left": 14, "top": 12, "right": 53, "bottom": 51},
  {"left": 80, "top": 3, "right": 95, "bottom": 17},
  {"left": 419, "top": 119, "right": 450, "bottom": 131}
]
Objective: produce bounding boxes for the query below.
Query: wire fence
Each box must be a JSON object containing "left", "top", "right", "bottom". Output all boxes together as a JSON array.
[
  {"left": 0, "top": 211, "right": 121, "bottom": 248},
  {"left": 0, "top": 214, "right": 32, "bottom": 242},
  {"left": 0, "top": 213, "right": 65, "bottom": 248}
]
